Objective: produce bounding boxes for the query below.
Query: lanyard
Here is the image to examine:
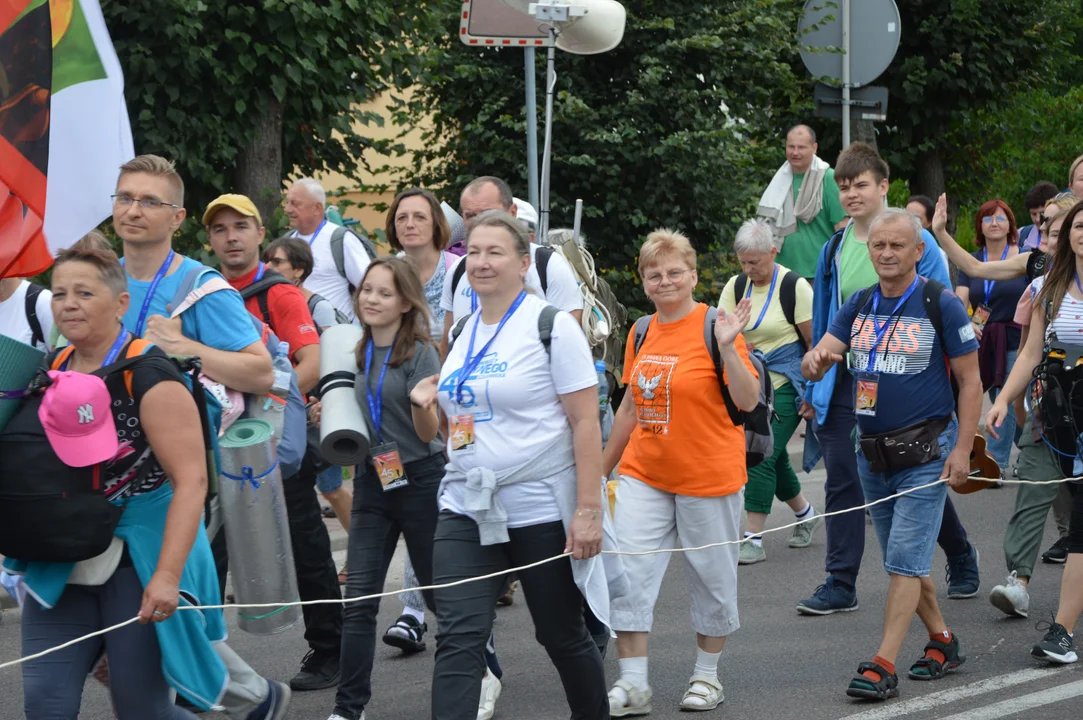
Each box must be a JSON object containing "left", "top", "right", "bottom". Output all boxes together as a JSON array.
[
  {"left": 981, "top": 245, "right": 1010, "bottom": 301},
  {"left": 364, "top": 336, "right": 395, "bottom": 442},
  {"left": 470, "top": 290, "right": 478, "bottom": 313},
  {"left": 305, "top": 220, "right": 327, "bottom": 247},
  {"left": 456, "top": 291, "right": 526, "bottom": 404},
  {"left": 61, "top": 331, "right": 129, "bottom": 371},
  {"left": 745, "top": 265, "right": 779, "bottom": 332},
  {"left": 131, "top": 250, "right": 175, "bottom": 336},
  {"left": 254, "top": 262, "right": 266, "bottom": 282},
  {"left": 866, "top": 277, "right": 920, "bottom": 372},
  {"left": 1075, "top": 273, "right": 1083, "bottom": 296}
]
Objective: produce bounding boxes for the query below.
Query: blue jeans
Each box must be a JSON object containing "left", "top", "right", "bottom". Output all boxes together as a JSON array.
[
  {"left": 858, "top": 422, "right": 957, "bottom": 577},
  {"left": 986, "top": 349, "right": 1019, "bottom": 471},
  {"left": 316, "top": 465, "right": 343, "bottom": 493}
]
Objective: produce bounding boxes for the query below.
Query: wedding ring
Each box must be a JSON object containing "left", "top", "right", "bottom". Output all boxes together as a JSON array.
[{"left": 153, "top": 610, "right": 167, "bottom": 617}]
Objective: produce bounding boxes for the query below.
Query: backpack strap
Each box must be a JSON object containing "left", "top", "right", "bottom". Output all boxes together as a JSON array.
[
  {"left": 330, "top": 226, "right": 375, "bottom": 294},
  {"left": 779, "top": 270, "right": 800, "bottom": 328},
  {"left": 239, "top": 271, "right": 294, "bottom": 326},
  {"left": 168, "top": 267, "right": 235, "bottom": 319},
  {"left": 24, "top": 282, "right": 44, "bottom": 349},
  {"left": 452, "top": 259, "right": 468, "bottom": 300},
  {"left": 702, "top": 307, "right": 742, "bottom": 426},
  {"left": 733, "top": 273, "right": 749, "bottom": 306},
  {"left": 922, "top": 278, "right": 947, "bottom": 354},
  {"left": 52, "top": 339, "right": 155, "bottom": 398},
  {"left": 535, "top": 246, "right": 553, "bottom": 296},
  {"left": 50, "top": 345, "right": 76, "bottom": 371},
  {"left": 537, "top": 305, "right": 559, "bottom": 356},
  {"left": 448, "top": 314, "right": 471, "bottom": 353},
  {"left": 632, "top": 315, "right": 653, "bottom": 356}
]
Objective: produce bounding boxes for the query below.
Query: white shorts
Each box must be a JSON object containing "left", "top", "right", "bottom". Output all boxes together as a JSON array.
[{"left": 610, "top": 475, "right": 742, "bottom": 637}]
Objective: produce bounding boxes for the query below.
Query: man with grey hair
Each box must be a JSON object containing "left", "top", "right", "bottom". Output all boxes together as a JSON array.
[
  {"left": 802, "top": 205, "right": 982, "bottom": 702},
  {"left": 285, "top": 177, "right": 371, "bottom": 321},
  {"left": 757, "top": 124, "right": 848, "bottom": 281}
]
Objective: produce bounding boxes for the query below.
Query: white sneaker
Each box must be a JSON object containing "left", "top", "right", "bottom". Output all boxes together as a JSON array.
[
  {"left": 989, "top": 571, "right": 1030, "bottom": 618},
  {"left": 327, "top": 714, "right": 357, "bottom": 720},
  {"left": 679, "top": 674, "right": 724, "bottom": 711},
  {"left": 609, "top": 678, "right": 652, "bottom": 717},
  {"left": 477, "top": 669, "right": 502, "bottom": 720}
]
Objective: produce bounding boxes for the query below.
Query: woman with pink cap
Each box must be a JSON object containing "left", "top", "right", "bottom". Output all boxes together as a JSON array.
[{"left": 3, "top": 246, "right": 232, "bottom": 718}]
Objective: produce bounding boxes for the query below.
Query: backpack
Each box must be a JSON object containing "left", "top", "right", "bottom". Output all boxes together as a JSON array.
[
  {"left": 169, "top": 267, "right": 308, "bottom": 478},
  {"left": 733, "top": 270, "right": 804, "bottom": 349},
  {"left": 238, "top": 267, "right": 296, "bottom": 326},
  {"left": 451, "top": 246, "right": 555, "bottom": 302},
  {"left": 0, "top": 340, "right": 214, "bottom": 562},
  {"left": 330, "top": 225, "right": 378, "bottom": 296},
  {"left": 632, "top": 306, "right": 775, "bottom": 468},
  {"left": 24, "top": 282, "right": 45, "bottom": 349},
  {"left": 449, "top": 305, "right": 560, "bottom": 357},
  {"left": 306, "top": 293, "right": 350, "bottom": 333}
]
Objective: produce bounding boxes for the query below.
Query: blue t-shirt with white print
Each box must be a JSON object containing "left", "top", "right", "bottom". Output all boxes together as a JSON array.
[
  {"left": 828, "top": 276, "right": 978, "bottom": 436},
  {"left": 123, "top": 256, "right": 260, "bottom": 351}
]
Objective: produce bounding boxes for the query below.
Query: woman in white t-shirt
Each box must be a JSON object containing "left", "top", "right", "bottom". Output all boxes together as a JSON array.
[
  {"left": 431, "top": 210, "right": 611, "bottom": 720},
  {"left": 986, "top": 199, "right": 1083, "bottom": 665}
]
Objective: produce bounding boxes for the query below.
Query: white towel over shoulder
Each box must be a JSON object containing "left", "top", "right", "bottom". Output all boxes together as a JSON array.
[{"left": 757, "top": 156, "right": 830, "bottom": 247}]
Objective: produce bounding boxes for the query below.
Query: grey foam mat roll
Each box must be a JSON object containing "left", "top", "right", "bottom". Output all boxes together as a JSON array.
[{"left": 318, "top": 323, "right": 370, "bottom": 466}]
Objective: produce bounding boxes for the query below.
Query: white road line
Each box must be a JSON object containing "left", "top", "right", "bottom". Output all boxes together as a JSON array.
[
  {"left": 837, "top": 667, "right": 1074, "bottom": 719},
  {"left": 938, "top": 678, "right": 1083, "bottom": 719}
]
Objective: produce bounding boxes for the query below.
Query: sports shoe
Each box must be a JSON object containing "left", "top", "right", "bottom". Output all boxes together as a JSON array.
[
  {"left": 738, "top": 541, "right": 766, "bottom": 565},
  {"left": 678, "top": 674, "right": 724, "bottom": 711},
  {"left": 788, "top": 513, "right": 822, "bottom": 548},
  {"left": 290, "top": 649, "right": 340, "bottom": 691},
  {"left": 383, "top": 613, "right": 428, "bottom": 653},
  {"left": 478, "top": 669, "right": 502, "bottom": 720},
  {"left": 247, "top": 680, "right": 291, "bottom": 720},
  {"left": 327, "top": 714, "right": 359, "bottom": 720},
  {"left": 988, "top": 571, "right": 1029, "bottom": 618},
  {"left": 1042, "top": 537, "right": 1069, "bottom": 564},
  {"left": 1032, "top": 618, "right": 1078, "bottom": 664},
  {"left": 796, "top": 576, "right": 858, "bottom": 615},
  {"left": 608, "top": 679, "right": 652, "bottom": 717},
  {"left": 945, "top": 542, "right": 980, "bottom": 599}
]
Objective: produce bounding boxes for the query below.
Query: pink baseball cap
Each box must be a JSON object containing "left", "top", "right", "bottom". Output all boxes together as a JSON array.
[{"left": 38, "top": 370, "right": 118, "bottom": 468}]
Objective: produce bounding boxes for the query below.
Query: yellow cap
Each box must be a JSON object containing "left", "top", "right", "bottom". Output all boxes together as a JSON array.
[{"left": 202, "top": 194, "right": 262, "bottom": 226}]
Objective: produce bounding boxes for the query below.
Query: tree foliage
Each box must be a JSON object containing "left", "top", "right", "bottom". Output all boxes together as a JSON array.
[
  {"left": 102, "top": 0, "right": 443, "bottom": 263},
  {"left": 405, "top": 0, "right": 811, "bottom": 311}
]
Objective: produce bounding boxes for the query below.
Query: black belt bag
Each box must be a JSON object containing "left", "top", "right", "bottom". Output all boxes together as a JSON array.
[{"left": 859, "top": 416, "right": 951, "bottom": 474}]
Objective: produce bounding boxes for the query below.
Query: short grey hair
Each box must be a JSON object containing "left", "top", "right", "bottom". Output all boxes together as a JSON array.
[
  {"left": 546, "top": 228, "right": 587, "bottom": 250},
  {"left": 733, "top": 219, "right": 776, "bottom": 254},
  {"left": 467, "top": 209, "right": 530, "bottom": 256},
  {"left": 462, "top": 176, "right": 514, "bottom": 211},
  {"left": 869, "top": 207, "right": 923, "bottom": 245},
  {"left": 293, "top": 178, "right": 326, "bottom": 207}
]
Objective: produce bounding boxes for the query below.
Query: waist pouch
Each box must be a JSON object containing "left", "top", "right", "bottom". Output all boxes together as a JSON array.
[{"left": 859, "top": 416, "right": 951, "bottom": 474}]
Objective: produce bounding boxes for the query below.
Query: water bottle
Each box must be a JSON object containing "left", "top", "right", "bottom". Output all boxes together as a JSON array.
[
  {"left": 271, "top": 341, "right": 292, "bottom": 399},
  {"left": 595, "top": 360, "right": 608, "bottom": 411}
]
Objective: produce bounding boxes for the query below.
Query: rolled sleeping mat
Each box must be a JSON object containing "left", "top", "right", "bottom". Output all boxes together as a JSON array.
[
  {"left": 218, "top": 419, "right": 300, "bottom": 635},
  {"left": 0, "top": 334, "right": 45, "bottom": 433},
  {"left": 317, "top": 323, "right": 370, "bottom": 466}
]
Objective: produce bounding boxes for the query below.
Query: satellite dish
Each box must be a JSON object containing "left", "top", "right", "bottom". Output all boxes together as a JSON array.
[{"left": 502, "top": 0, "right": 626, "bottom": 54}]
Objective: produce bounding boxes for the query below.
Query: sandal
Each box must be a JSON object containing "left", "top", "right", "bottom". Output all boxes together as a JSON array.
[
  {"left": 908, "top": 635, "right": 965, "bottom": 680},
  {"left": 382, "top": 613, "right": 427, "bottom": 654},
  {"left": 607, "top": 679, "right": 652, "bottom": 717},
  {"left": 678, "top": 674, "right": 724, "bottom": 711},
  {"left": 845, "top": 662, "right": 899, "bottom": 701}
]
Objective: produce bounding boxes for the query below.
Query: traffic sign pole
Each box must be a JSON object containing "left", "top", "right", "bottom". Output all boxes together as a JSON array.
[
  {"left": 841, "top": 0, "right": 850, "bottom": 147},
  {"left": 525, "top": 47, "right": 539, "bottom": 210}
]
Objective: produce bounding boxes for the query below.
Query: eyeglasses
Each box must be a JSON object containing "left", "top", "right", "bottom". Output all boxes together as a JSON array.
[
  {"left": 981, "top": 215, "right": 1008, "bottom": 225},
  {"left": 111, "top": 194, "right": 181, "bottom": 210},
  {"left": 644, "top": 269, "right": 689, "bottom": 286}
]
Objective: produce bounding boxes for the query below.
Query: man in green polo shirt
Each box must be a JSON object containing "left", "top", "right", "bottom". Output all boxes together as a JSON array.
[{"left": 758, "top": 125, "right": 848, "bottom": 280}]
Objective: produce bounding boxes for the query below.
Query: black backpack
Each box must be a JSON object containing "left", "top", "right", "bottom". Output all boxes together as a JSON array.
[
  {"left": 451, "top": 246, "right": 554, "bottom": 300},
  {"left": 307, "top": 292, "right": 350, "bottom": 333},
  {"left": 238, "top": 268, "right": 296, "bottom": 325}
]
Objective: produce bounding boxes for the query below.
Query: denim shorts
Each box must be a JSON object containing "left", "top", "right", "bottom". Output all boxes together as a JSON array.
[
  {"left": 315, "top": 465, "right": 344, "bottom": 493},
  {"left": 857, "top": 421, "right": 956, "bottom": 577}
]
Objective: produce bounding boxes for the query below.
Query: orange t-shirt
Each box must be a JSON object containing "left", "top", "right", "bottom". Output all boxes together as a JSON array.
[{"left": 619, "top": 303, "right": 755, "bottom": 497}]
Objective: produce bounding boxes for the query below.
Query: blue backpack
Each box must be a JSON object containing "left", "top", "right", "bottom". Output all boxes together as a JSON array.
[{"left": 169, "top": 267, "right": 308, "bottom": 478}]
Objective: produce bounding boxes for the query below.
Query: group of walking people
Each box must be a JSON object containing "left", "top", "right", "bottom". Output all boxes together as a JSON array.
[{"left": 2, "top": 139, "right": 1083, "bottom": 720}]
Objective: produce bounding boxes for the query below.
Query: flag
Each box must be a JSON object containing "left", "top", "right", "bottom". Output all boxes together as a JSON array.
[{"left": 0, "top": 0, "right": 134, "bottom": 278}]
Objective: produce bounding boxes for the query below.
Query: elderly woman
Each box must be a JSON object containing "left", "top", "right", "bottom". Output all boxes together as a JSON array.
[
  {"left": 603, "top": 229, "right": 759, "bottom": 715},
  {"left": 2, "top": 246, "right": 229, "bottom": 718},
  {"left": 720, "top": 219, "right": 820, "bottom": 565},
  {"left": 432, "top": 210, "right": 613, "bottom": 720}
]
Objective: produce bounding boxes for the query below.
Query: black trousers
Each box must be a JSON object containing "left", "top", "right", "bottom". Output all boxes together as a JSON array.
[
  {"left": 212, "top": 450, "right": 342, "bottom": 656},
  {"left": 333, "top": 454, "right": 443, "bottom": 720},
  {"left": 430, "top": 511, "right": 608, "bottom": 720}
]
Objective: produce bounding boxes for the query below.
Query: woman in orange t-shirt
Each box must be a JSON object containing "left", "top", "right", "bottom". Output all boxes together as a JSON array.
[{"left": 601, "top": 229, "right": 759, "bottom": 715}]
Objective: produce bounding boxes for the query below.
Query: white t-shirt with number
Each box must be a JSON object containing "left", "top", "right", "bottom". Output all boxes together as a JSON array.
[
  {"left": 437, "top": 293, "right": 597, "bottom": 528},
  {"left": 0, "top": 280, "right": 53, "bottom": 351},
  {"left": 294, "top": 223, "right": 370, "bottom": 323},
  {"left": 440, "top": 244, "right": 585, "bottom": 325}
]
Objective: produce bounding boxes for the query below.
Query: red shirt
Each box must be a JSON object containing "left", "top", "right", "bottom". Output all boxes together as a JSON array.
[{"left": 227, "top": 265, "right": 319, "bottom": 364}]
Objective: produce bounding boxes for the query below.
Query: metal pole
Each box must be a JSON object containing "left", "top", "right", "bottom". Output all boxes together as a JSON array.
[
  {"left": 525, "top": 47, "right": 539, "bottom": 210},
  {"left": 841, "top": 0, "right": 851, "bottom": 147},
  {"left": 572, "top": 198, "right": 583, "bottom": 246},
  {"left": 538, "top": 32, "right": 557, "bottom": 243}
]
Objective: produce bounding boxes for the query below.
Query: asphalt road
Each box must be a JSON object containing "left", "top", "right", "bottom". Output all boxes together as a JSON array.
[{"left": 2, "top": 460, "right": 1082, "bottom": 719}]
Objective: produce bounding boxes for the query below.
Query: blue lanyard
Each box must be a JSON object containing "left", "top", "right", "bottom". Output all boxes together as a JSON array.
[
  {"left": 305, "top": 220, "right": 327, "bottom": 247},
  {"left": 364, "top": 336, "right": 395, "bottom": 442},
  {"left": 456, "top": 291, "right": 526, "bottom": 405},
  {"left": 1075, "top": 273, "right": 1083, "bottom": 296},
  {"left": 254, "top": 262, "right": 266, "bottom": 282},
  {"left": 470, "top": 290, "right": 478, "bottom": 313},
  {"left": 745, "top": 265, "right": 779, "bottom": 332},
  {"left": 981, "top": 245, "right": 1010, "bottom": 301},
  {"left": 131, "top": 250, "right": 175, "bottom": 336},
  {"left": 61, "top": 331, "right": 129, "bottom": 371},
  {"left": 866, "top": 277, "right": 920, "bottom": 372}
]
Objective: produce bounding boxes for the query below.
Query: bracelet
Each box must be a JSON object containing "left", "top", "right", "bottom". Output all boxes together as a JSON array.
[{"left": 576, "top": 508, "right": 602, "bottom": 520}]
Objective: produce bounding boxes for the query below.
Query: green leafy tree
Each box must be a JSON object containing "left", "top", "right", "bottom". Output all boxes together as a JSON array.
[
  {"left": 405, "top": 0, "right": 811, "bottom": 312},
  {"left": 102, "top": 0, "right": 443, "bottom": 261}
]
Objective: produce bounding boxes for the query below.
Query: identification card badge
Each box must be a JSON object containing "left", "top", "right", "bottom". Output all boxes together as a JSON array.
[
  {"left": 372, "top": 442, "right": 408, "bottom": 491},
  {"left": 855, "top": 374, "right": 879, "bottom": 417},
  {"left": 972, "top": 304, "right": 992, "bottom": 328},
  {"left": 449, "top": 414, "right": 476, "bottom": 454}
]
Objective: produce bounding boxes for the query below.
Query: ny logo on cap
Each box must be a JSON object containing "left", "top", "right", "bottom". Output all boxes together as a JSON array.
[{"left": 77, "top": 404, "right": 95, "bottom": 424}]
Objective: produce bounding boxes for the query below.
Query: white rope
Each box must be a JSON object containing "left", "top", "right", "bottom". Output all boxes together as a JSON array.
[{"left": 1, "top": 474, "right": 1078, "bottom": 672}]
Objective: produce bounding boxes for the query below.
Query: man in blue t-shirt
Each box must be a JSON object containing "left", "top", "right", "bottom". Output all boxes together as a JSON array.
[{"left": 803, "top": 209, "right": 982, "bottom": 703}]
